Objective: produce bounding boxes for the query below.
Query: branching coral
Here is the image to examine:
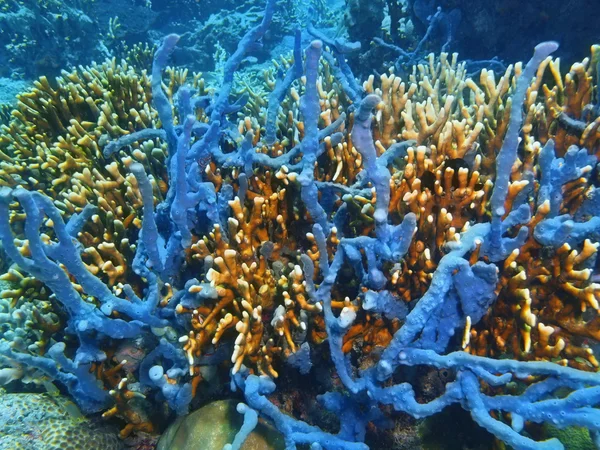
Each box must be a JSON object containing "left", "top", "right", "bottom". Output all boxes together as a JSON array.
[{"left": 536, "top": 45, "right": 600, "bottom": 154}]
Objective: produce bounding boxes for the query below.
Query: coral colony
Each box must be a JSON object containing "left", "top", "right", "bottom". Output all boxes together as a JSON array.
[{"left": 1, "top": 0, "right": 600, "bottom": 448}]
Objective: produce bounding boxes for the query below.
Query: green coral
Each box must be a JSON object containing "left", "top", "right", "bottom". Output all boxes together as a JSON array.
[{"left": 541, "top": 424, "right": 595, "bottom": 450}]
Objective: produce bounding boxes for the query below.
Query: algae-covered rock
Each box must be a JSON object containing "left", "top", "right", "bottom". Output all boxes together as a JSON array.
[
  {"left": 541, "top": 424, "right": 595, "bottom": 450},
  {"left": 157, "top": 399, "right": 285, "bottom": 450},
  {"left": 0, "top": 390, "right": 123, "bottom": 450}
]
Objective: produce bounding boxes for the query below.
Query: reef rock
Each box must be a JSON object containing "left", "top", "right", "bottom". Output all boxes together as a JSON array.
[{"left": 157, "top": 399, "right": 284, "bottom": 450}]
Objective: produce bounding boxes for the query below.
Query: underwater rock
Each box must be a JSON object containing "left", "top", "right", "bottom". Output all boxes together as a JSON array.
[
  {"left": 345, "top": 0, "right": 386, "bottom": 49},
  {"left": 0, "top": 390, "right": 123, "bottom": 450},
  {"left": 91, "top": 0, "right": 159, "bottom": 44},
  {"left": 435, "top": 0, "right": 600, "bottom": 65},
  {"left": 418, "top": 405, "right": 495, "bottom": 450},
  {"left": 173, "top": 6, "right": 269, "bottom": 73},
  {"left": 156, "top": 399, "right": 285, "bottom": 450}
]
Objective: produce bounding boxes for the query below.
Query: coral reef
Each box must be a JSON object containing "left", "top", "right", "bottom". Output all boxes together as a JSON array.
[
  {"left": 0, "top": 0, "right": 343, "bottom": 85},
  {"left": 0, "top": 0, "right": 599, "bottom": 449},
  {"left": 0, "top": 389, "right": 123, "bottom": 450},
  {"left": 0, "top": 0, "right": 105, "bottom": 79}
]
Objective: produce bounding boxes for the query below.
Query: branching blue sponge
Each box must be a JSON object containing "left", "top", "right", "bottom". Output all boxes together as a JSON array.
[
  {"left": 227, "top": 39, "right": 600, "bottom": 450},
  {"left": 0, "top": 0, "right": 279, "bottom": 417}
]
